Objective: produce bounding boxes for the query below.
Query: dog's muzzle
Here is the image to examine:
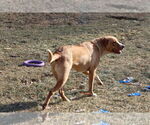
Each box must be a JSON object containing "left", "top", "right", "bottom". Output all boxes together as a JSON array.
[{"left": 113, "top": 43, "right": 125, "bottom": 54}]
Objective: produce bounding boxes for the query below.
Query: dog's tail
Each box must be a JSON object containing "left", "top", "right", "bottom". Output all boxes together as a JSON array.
[{"left": 47, "top": 49, "right": 60, "bottom": 63}]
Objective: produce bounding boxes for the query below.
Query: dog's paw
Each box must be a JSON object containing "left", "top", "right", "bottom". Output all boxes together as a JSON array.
[
  {"left": 62, "top": 98, "right": 71, "bottom": 102},
  {"left": 80, "top": 91, "right": 97, "bottom": 97},
  {"left": 42, "top": 104, "right": 48, "bottom": 110},
  {"left": 97, "top": 81, "right": 104, "bottom": 85},
  {"left": 91, "top": 93, "right": 97, "bottom": 97},
  {"left": 42, "top": 106, "right": 51, "bottom": 111}
]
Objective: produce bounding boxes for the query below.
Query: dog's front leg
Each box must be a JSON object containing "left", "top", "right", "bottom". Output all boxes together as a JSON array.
[
  {"left": 88, "top": 70, "right": 97, "bottom": 96},
  {"left": 83, "top": 71, "right": 103, "bottom": 85},
  {"left": 81, "top": 70, "right": 97, "bottom": 96},
  {"left": 95, "top": 75, "right": 103, "bottom": 85}
]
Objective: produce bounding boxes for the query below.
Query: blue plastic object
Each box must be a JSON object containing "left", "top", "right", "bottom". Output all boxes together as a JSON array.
[
  {"left": 143, "top": 88, "right": 150, "bottom": 91},
  {"left": 96, "top": 109, "right": 110, "bottom": 113},
  {"left": 145, "top": 86, "right": 150, "bottom": 89},
  {"left": 93, "top": 121, "right": 110, "bottom": 125},
  {"left": 119, "top": 77, "right": 134, "bottom": 83},
  {"left": 143, "top": 86, "right": 150, "bottom": 91},
  {"left": 128, "top": 92, "right": 141, "bottom": 96}
]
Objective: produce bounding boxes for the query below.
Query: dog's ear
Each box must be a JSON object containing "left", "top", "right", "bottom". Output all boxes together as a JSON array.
[
  {"left": 94, "top": 37, "right": 109, "bottom": 48},
  {"left": 101, "top": 37, "right": 109, "bottom": 48}
]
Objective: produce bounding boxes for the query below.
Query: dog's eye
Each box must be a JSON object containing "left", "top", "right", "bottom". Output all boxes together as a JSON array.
[{"left": 112, "top": 42, "right": 116, "bottom": 46}]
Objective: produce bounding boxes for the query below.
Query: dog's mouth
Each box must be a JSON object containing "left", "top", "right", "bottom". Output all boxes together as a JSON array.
[
  {"left": 113, "top": 44, "right": 125, "bottom": 54},
  {"left": 113, "top": 48, "right": 123, "bottom": 54}
]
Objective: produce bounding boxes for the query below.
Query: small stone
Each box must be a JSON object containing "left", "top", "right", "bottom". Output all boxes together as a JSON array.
[
  {"left": 4, "top": 47, "right": 12, "bottom": 50},
  {"left": 75, "top": 109, "right": 85, "bottom": 113},
  {"left": 79, "top": 84, "right": 86, "bottom": 89},
  {"left": 131, "top": 82, "right": 142, "bottom": 86},
  {"left": 53, "top": 94, "right": 60, "bottom": 99},
  {"left": 70, "top": 97, "right": 76, "bottom": 100}
]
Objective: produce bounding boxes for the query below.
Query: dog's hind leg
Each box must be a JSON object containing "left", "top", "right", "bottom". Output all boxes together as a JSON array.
[
  {"left": 59, "top": 88, "right": 70, "bottom": 102},
  {"left": 42, "top": 59, "right": 71, "bottom": 110},
  {"left": 42, "top": 79, "right": 66, "bottom": 110}
]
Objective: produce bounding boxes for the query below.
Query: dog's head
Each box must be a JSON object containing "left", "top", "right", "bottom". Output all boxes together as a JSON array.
[{"left": 100, "top": 36, "right": 125, "bottom": 54}]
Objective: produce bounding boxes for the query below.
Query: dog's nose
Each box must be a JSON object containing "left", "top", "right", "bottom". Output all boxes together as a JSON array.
[
  {"left": 121, "top": 44, "right": 125, "bottom": 49},
  {"left": 122, "top": 44, "right": 125, "bottom": 48}
]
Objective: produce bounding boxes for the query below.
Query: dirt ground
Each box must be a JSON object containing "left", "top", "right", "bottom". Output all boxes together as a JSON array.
[{"left": 0, "top": 13, "right": 149, "bottom": 113}]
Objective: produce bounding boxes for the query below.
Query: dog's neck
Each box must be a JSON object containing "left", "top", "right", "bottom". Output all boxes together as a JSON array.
[{"left": 91, "top": 38, "right": 109, "bottom": 56}]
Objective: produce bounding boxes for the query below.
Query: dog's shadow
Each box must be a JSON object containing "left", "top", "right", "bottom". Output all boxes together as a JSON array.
[
  {"left": 0, "top": 91, "right": 91, "bottom": 112},
  {"left": 0, "top": 101, "right": 38, "bottom": 112}
]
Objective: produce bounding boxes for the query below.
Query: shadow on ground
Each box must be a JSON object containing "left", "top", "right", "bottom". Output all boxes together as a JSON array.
[{"left": 0, "top": 101, "right": 38, "bottom": 112}]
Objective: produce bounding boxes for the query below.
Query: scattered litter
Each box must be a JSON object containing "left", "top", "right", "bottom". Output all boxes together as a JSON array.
[
  {"left": 92, "top": 120, "right": 110, "bottom": 125},
  {"left": 128, "top": 92, "right": 141, "bottom": 96},
  {"left": 119, "top": 77, "right": 134, "bottom": 83},
  {"left": 119, "top": 77, "right": 141, "bottom": 86},
  {"left": 143, "top": 88, "right": 150, "bottom": 92},
  {"left": 75, "top": 109, "right": 85, "bottom": 113},
  {"left": 143, "top": 86, "right": 150, "bottom": 92},
  {"left": 130, "top": 82, "right": 141, "bottom": 86},
  {"left": 95, "top": 109, "right": 110, "bottom": 113},
  {"left": 74, "top": 120, "right": 86, "bottom": 125},
  {"left": 145, "top": 86, "right": 150, "bottom": 89},
  {"left": 70, "top": 97, "right": 76, "bottom": 100},
  {"left": 125, "top": 82, "right": 141, "bottom": 86}
]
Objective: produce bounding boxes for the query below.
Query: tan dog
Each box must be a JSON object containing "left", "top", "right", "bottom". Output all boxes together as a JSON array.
[{"left": 43, "top": 36, "right": 124, "bottom": 110}]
